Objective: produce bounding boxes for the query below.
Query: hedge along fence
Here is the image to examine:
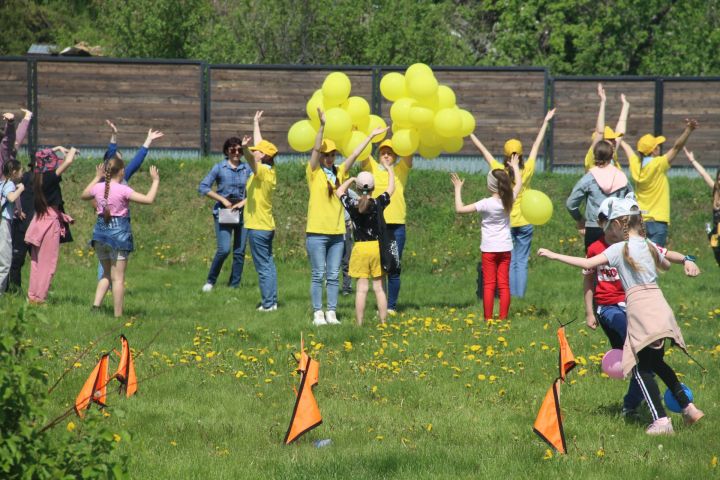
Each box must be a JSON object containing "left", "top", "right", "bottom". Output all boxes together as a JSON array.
[{"left": 1, "top": 56, "right": 719, "bottom": 168}]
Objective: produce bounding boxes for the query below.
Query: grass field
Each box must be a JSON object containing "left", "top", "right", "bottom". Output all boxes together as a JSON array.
[{"left": 2, "top": 158, "right": 719, "bottom": 479}]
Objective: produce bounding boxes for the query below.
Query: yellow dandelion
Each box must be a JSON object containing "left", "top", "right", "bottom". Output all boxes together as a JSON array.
[
  {"left": 66, "top": 421, "right": 76, "bottom": 432},
  {"left": 543, "top": 449, "right": 553, "bottom": 460},
  {"left": 596, "top": 448, "right": 605, "bottom": 457},
  {"left": 113, "top": 434, "right": 122, "bottom": 443},
  {"left": 425, "top": 423, "right": 432, "bottom": 432}
]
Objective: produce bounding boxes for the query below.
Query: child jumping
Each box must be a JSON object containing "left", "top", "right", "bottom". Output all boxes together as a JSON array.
[
  {"left": 539, "top": 195, "right": 704, "bottom": 435},
  {"left": 451, "top": 154, "right": 522, "bottom": 321},
  {"left": 335, "top": 155, "right": 395, "bottom": 326},
  {"left": 81, "top": 158, "right": 160, "bottom": 317}
]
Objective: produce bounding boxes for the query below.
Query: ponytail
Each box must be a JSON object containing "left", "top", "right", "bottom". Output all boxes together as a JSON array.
[
  {"left": 33, "top": 173, "right": 49, "bottom": 216},
  {"left": 102, "top": 156, "right": 125, "bottom": 224},
  {"left": 494, "top": 170, "right": 514, "bottom": 214},
  {"left": 620, "top": 213, "right": 663, "bottom": 272},
  {"left": 358, "top": 193, "right": 371, "bottom": 214},
  {"left": 326, "top": 164, "right": 340, "bottom": 198}
]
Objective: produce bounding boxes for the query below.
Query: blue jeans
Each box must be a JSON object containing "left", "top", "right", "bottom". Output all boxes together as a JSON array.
[
  {"left": 306, "top": 233, "right": 344, "bottom": 311},
  {"left": 248, "top": 229, "right": 277, "bottom": 308},
  {"left": 645, "top": 221, "right": 668, "bottom": 247},
  {"left": 387, "top": 224, "right": 406, "bottom": 310},
  {"left": 207, "top": 217, "right": 247, "bottom": 287},
  {"left": 598, "top": 304, "right": 647, "bottom": 410},
  {"left": 509, "top": 224, "right": 533, "bottom": 297}
]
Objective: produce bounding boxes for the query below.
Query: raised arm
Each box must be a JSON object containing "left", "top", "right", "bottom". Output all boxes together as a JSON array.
[
  {"left": 614, "top": 94, "right": 630, "bottom": 136},
  {"left": 450, "top": 173, "right": 477, "bottom": 214},
  {"left": 81, "top": 163, "right": 105, "bottom": 200},
  {"left": 380, "top": 156, "right": 395, "bottom": 197},
  {"left": 509, "top": 153, "right": 522, "bottom": 198},
  {"left": 106, "top": 119, "right": 118, "bottom": 146},
  {"left": 592, "top": 83, "right": 606, "bottom": 148},
  {"left": 253, "top": 110, "right": 263, "bottom": 145},
  {"left": 309, "top": 108, "right": 326, "bottom": 171},
  {"left": 125, "top": 129, "right": 163, "bottom": 181},
  {"left": 1, "top": 113, "right": 16, "bottom": 167},
  {"left": 528, "top": 108, "right": 556, "bottom": 161},
  {"left": 341, "top": 126, "right": 390, "bottom": 172},
  {"left": 469, "top": 133, "right": 497, "bottom": 166},
  {"left": 684, "top": 148, "right": 714, "bottom": 189},
  {"left": 14, "top": 109, "right": 32, "bottom": 150},
  {"left": 129, "top": 166, "right": 160, "bottom": 204},
  {"left": 538, "top": 248, "right": 609, "bottom": 270},
  {"left": 54, "top": 147, "right": 77, "bottom": 176},
  {"left": 241, "top": 135, "right": 258, "bottom": 174},
  {"left": 666, "top": 118, "right": 698, "bottom": 164},
  {"left": 334, "top": 176, "right": 356, "bottom": 199}
]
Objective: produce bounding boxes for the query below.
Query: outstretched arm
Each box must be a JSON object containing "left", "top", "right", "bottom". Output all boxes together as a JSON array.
[
  {"left": 450, "top": 173, "right": 477, "bottom": 214},
  {"left": 666, "top": 118, "right": 698, "bottom": 164},
  {"left": 335, "top": 176, "right": 356, "bottom": 198},
  {"left": 54, "top": 147, "right": 77, "bottom": 176},
  {"left": 309, "top": 108, "right": 325, "bottom": 171},
  {"left": 241, "top": 135, "right": 258, "bottom": 174},
  {"left": 614, "top": 94, "right": 630, "bottom": 136},
  {"left": 528, "top": 108, "right": 556, "bottom": 161},
  {"left": 538, "top": 248, "right": 609, "bottom": 270},
  {"left": 253, "top": 110, "right": 263, "bottom": 145},
  {"left": 129, "top": 166, "right": 160, "bottom": 204},
  {"left": 125, "top": 129, "right": 163, "bottom": 181},
  {"left": 14, "top": 109, "right": 32, "bottom": 150},
  {"left": 469, "top": 133, "right": 497, "bottom": 166},
  {"left": 684, "top": 148, "right": 714, "bottom": 189},
  {"left": 341, "top": 126, "right": 389, "bottom": 172},
  {"left": 381, "top": 156, "right": 395, "bottom": 197},
  {"left": 664, "top": 248, "right": 700, "bottom": 276}
]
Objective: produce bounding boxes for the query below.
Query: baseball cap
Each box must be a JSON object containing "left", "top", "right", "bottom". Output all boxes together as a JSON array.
[
  {"left": 355, "top": 171, "right": 374, "bottom": 193},
  {"left": 603, "top": 126, "right": 623, "bottom": 140},
  {"left": 378, "top": 139, "right": 394, "bottom": 152},
  {"left": 249, "top": 140, "right": 278, "bottom": 157},
  {"left": 320, "top": 139, "right": 337, "bottom": 153},
  {"left": 598, "top": 193, "right": 643, "bottom": 228},
  {"left": 637, "top": 134, "right": 666, "bottom": 155},
  {"left": 503, "top": 139, "right": 523, "bottom": 156}
]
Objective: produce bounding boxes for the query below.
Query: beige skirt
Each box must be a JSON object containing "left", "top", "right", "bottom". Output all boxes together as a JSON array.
[{"left": 621, "top": 284, "right": 686, "bottom": 377}]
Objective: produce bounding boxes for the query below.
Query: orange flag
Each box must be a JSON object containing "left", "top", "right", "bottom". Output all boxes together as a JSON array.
[
  {"left": 284, "top": 341, "right": 322, "bottom": 444},
  {"left": 557, "top": 327, "right": 576, "bottom": 381},
  {"left": 115, "top": 335, "right": 137, "bottom": 397},
  {"left": 533, "top": 379, "right": 567, "bottom": 454},
  {"left": 74, "top": 354, "right": 110, "bottom": 418}
]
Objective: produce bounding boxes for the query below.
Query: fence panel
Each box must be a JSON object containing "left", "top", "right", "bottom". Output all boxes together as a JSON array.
[
  {"left": 663, "top": 79, "right": 720, "bottom": 166},
  {"left": 552, "top": 79, "right": 656, "bottom": 167},
  {"left": 35, "top": 60, "right": 202, "bottom": 149},
  {"left": 378, "top": 68, "right": 548, "bottom": 157},
  {"left": 0, "top": 59, "right": 29, "bottom": 115},
  {"left": 209, "top": 67, "right": 373, "bottom": 153}
]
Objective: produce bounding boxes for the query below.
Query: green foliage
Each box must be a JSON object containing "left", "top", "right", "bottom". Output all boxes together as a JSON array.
[{"left": 0, "top": 307, "right": 129, "bottom": 479}]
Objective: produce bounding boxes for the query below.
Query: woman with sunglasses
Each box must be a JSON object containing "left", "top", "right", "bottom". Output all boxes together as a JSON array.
[
  {"left": 198, "top": 136, "right": 250, "bottom": 292},
  {"left": 306, "top": 108, "right": 387, "bottom": 326}
]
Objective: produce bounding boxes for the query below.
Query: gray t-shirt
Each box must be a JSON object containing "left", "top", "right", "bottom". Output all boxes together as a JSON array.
[{"left": 602, "top": 237, "right": 667, "bottom": 290}]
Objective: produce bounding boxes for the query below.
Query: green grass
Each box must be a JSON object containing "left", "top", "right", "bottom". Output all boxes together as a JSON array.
[{"left": 2, "top": 159, "right": 719, "bottom": 479}]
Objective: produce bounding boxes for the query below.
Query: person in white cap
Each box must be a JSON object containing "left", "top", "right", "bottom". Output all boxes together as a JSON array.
[
  {"left": 335, "top": 156, "right": 395, "bottom": 326},
  {"left": 539, "top": 195, "right": 704, "bottom": 435}
]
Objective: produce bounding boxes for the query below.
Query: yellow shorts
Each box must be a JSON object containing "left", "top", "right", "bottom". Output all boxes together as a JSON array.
[{"left": 349, "top": 240, "right": 383, "bottom": 278}]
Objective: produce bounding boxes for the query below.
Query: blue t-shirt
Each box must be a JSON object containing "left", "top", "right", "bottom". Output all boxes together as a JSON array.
[{"left": 1, "top": 179, "right": 16, "bottom": 220}]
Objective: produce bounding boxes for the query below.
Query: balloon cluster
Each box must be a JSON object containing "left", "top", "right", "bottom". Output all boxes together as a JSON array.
[
  {"left": 379, "top": 63, "right": 475, "bottom": 158},
  {"left": 288, "top": 72, "right": 387, "bottom": 160}
]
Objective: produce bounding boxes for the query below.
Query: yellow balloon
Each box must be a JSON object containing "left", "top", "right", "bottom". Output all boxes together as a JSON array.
[
  {"left": 366, "top": 115, "right": 388, "bottom": 143},
  {"left": 288, "top": 120, "right": 317, "bottom": 152},
  {"left": 344, "top": 130, "right": 372, "bottom": 160},
  {"left": 390, "top": 97, "right": 416, "bottom": 128},
  {"left": 380, "top": 72, "right": 407, "bottom": 101},
  {"left": 458, "top": 109, "right": 476, "bottom": 137},
  {"left": 417, "top": 93, "right": 439, "bottom": 111},
  {"left": 520, "top": 189, "right": 554, "bottom": 225},
  {"left": 322, "top": 72, "right": 352, "bottom": 106},
  {"left": 437, "top": 85, "right": 456, "bottom": 109},
  {"left": 346, "top": 96, "right": 370, "bottom": 131},
  {"left": 418, "top": 143, "right": 442, "bottom": 159},
  {"left": 324, "top": 108, "right": 352, "bottom": 143},
  {"left": 442, "top": 136, "right": 464, "bottom": 153},
  {"left": 407, "top": 73, "right": 438, "bottom": 99},
  {"left": 433, "top": 108, "right": 462, "bottom": 138},
  {"left": 409, "top": 105, "right": 435, "bottom": 128},
  {"left": 405, "top": 63, "right": 433, "bottom": 81},
  {"left": 391, "top": 129, "right": 419, "bottom": 156},
  {"left": 418, "top": 129, "right": 443, "bottom": 147}
]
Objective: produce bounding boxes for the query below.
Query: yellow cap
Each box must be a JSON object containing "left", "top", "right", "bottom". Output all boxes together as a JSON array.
[
  {"left": 320, "top": 139, "right": 337, "bottom": 153},
  {"left": 637, "top": 134, "right": 666, "bottom": 155},
  {"left": 603, "top": 126, "right": 623, "bottom": 140},
  {"left": 503, "top": 139, "right": 523, "bottom": 157},
  {"left": 249, "top": 140, "right": 278, "bottom": 157},
  {"left": 378, "top": 139, "right": 394, "bottom": 151}
]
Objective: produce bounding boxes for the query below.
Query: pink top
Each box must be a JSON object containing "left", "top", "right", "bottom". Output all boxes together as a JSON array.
[
  {"left": 474, "top": 197, "right": 513, "bottom": 252},
  {"left": 90, "top": 181, "right": 134, "bottom": 217}
]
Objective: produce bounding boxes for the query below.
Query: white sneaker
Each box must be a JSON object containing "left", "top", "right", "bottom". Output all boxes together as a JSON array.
[
  {"left": 202, "top": 283, "right": 213, "bottom": 293},
  {"left": 646, "top": 417, "right": 674, "bottom": 435},
  {"left": 312, "top": 310, "right": 327, "bottom": 326},
  {"left": 325, "top": 310, "right": 341, "bottom": 325},
  {"left": 257, "top": 304, "right": 277, "bottom": 312}
]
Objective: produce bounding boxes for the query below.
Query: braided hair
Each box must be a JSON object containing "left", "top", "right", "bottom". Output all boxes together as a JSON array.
[
  {"left": 102, "top": 156, "right": 125, "bottom": 224},
  {"left": 620, "top": 211, "right": 662, "bottom": 272}
]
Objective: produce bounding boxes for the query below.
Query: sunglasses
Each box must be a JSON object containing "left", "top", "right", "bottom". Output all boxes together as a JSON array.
[{"left": 228, "top": 146, "right": 242, "bottom": 154}]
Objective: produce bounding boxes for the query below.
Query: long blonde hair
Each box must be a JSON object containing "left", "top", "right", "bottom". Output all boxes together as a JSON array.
[
  {"left": 103, "top": 156, "right": 124, "bottom": 224},
  {"left": 618, "top": 212, "right": 662, "bottom": 272}
]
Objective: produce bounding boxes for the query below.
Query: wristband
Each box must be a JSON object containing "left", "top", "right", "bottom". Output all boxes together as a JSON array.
[{"left": 683, "top": 255, "right": 696, "bottom": 263}]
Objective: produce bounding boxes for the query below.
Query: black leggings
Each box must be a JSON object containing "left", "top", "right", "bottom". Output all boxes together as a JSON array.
[{"left": 632, "top": 344, "right": 690, "bottom": 421}]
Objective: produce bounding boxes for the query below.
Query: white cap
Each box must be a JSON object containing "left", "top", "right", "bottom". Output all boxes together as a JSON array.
[
  {"left": 355, "top": 172, "right": 374, "bottom": 193},
  {"left": 599, "top": 193, "right": 644, "bottom": 224}
]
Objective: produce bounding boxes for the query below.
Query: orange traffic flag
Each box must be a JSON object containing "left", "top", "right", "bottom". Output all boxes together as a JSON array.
[
  {"left": 557, "top": 327, "right": 576, "bottom": 381},
  {"left": 115, "top": 335, "right": 137, "bottom": 397},
  {"left": 284, "top": 342, "right": 322, "bottom": 444},
  {"left": 74, "top": 354, "right": 110, "bottom": 418},
  {"left": 533, "top": 379, "right": 567, "bottom": 454}
]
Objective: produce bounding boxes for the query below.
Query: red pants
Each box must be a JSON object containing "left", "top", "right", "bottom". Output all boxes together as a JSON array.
[{"left": 481, "top": 251, "right": 511, "bottom": 320}]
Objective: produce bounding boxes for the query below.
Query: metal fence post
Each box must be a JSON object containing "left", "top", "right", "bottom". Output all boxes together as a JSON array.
[
  {"left": 546, "top": 75, "right": 555, "bottom": 172},
  {"left": 371, "top": 66, "right": 381, "bottom": 116},
  {"left": 200, "top": 62, "right": 210, "bottom": 156},
  {"left": 26, "top": 57, "right": 38, "bottom": 157},
  {"left": 654, "top": 77, "right": 664, "bottom": 137}
]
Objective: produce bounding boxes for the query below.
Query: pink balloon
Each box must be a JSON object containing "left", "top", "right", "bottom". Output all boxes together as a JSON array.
[{"left": 601, "top": 349, "right": 624, "bottom": 379}]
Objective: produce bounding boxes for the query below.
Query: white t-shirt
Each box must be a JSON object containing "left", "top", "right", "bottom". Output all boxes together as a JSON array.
[
  {"left": 474, "top": 197, "right": 513, "bottom": 252},
  {"left": 602, "top": 237, "right": 668, "bottom": 290}
]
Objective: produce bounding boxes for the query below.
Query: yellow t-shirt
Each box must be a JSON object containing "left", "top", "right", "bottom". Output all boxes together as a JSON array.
[
  {"left": 490, "top": 157, "right": 535, "bottom": 227},
  {"left": 244, "top": 164, "right": 276, "bottom": 231},
  {"left": 361, "top": 157, "right": 411, "bottom": 224},
  {"left": 628, "top": 154, "right": 670, "bottom": 223},
  {"left": 306, "top": 162, "right": 348, "bottom": 234},
  {"left": 584, "top": 145, "right": 621, "bottom": 171}
]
